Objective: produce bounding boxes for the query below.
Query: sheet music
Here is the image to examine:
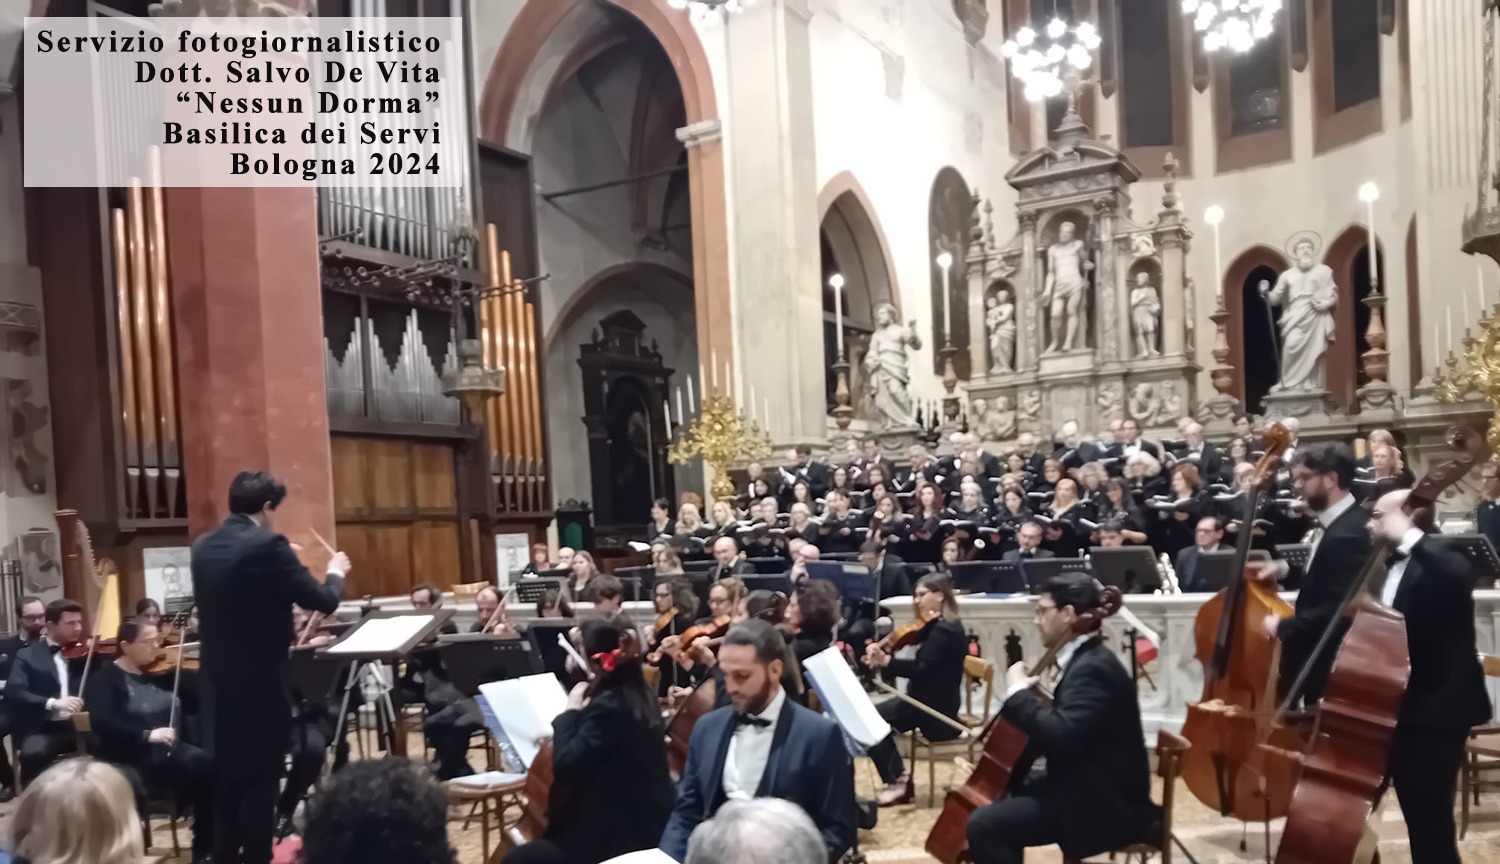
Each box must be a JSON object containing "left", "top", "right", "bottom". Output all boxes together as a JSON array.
[
  {"left": 323, "top": 615, "right": 433, "bottom": 656},
  {"left": 599, "top": 850, "right": 677, "bottom": 864},
  {"left": 477, "top": 674, "right": 568, "bottom": 769},
  {"left": 802, "top": 646, "right": 892, "bottom": 750}
]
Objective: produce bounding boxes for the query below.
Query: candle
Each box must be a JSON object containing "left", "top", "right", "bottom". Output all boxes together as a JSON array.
[
  {"left": 750, "top": 385, "right": 758, "bottom": 423},
  {"left": 675, "top": 387, "right": 684, "bottom": 424},
  {"left": 687, "top": 375, "right": 696, "bottom": 414},
  {"left": 1480, "top": 257, "right": 1487, "bottom": 313},
  {"left": 1447, "top": 306, "right": 1454, "bottom": 356},
  {"left": 832, "top": 276, "right": 845, "bottom": 355},
  {"left": 1212, "top": 223, "right": 1223, "bottom": 299},
  {"left": 1366, "top": 200, "right": 1378, "bottom": 289},
  {"left": 941, "top": 262, "right": 952, "bottom": 341},
  {"left": 711, "top": 352, "right": 718, "bottom": 393},
  {"left": 1465, "top": 290, "right": 1472, "bottom": 332},
  {"left": 663, "top": 399, "right": 672, "bottom": 432},
  {"left": 725, "top": 362, "right": 733, "bottom": 403}
]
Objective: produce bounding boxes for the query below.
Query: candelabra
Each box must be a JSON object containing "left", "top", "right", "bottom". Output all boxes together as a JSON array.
[
  {"left": 668, "top": 394, "right": 773, "bottom": 501},
  {"left": 1435, "top": 303, "right": 1500, "bottom": 456},
  {"left": 831, "top": 350, "right": 855, "bottom": 430}
]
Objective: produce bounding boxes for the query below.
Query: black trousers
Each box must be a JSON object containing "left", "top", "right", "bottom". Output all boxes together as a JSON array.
[
  {"left": 0, "top": 711, "right": 18, "bottom": 790},
  {"left": 966, "top": 794, "right": 1060, "bottom": 864},
  {"left": 425, "top": 699, "right": 481, "bottom": 780},
  {"left": 868, "top": 699, "right": 911, "bottom": 784},
  {"left": 279, "top": 715, "right": 347, "bottom": 820},
  {"left": 1388, "top": 725, "right": 1468, "bottom": 864},
  {"left": 114, "top": 742, "right": 215, "bottom": 858},
  {"left": 213, "top": 771, "right": 280, "bottom": 864},
  {"left": 18, "top": 721, "right": 75, "bottom": 785}
]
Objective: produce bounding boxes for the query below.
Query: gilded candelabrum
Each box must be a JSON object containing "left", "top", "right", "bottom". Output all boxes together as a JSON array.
[
  {"left": 668, "top": 394, "right": 773, "bottom": 501},
  {"left": 1435, "top": 307, "right": 1500, "bottom": 456}
]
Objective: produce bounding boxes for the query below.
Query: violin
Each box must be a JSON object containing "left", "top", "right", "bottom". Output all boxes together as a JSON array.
[
  {"left": 60, "top": 636, "right": 117, "bottom": 661},
  {"left": 926, "top": 586, "right": 1123, "bottom": 864},
  {"left": 873, "top": 615, "right": 934, "bottom": 655},
  {"left": 1270, "top": 426, "right": 1484, "bottom": 864},
  {"left": 654, "top": 606, "right": 680, "bottom": 633}
]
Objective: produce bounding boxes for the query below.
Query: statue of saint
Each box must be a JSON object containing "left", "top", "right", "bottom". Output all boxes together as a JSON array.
[
  {"left": 1040, "top": 221, "right": 1092, "bottom": 353},
  {"left": 1260, "top": 236, "right": 1338, "bottom": 392},
  {"left": 863, "top": 303, "right": 922, "bottom": 428},
  {"left": 986, "top": 288, "right": 1016, "bottom": 373},
  {"left": 1129, "top": 272, "right": 1161, "bottom": 357}
]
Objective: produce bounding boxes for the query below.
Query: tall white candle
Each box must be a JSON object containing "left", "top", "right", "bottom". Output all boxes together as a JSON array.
[
  {"left": 764, "top": 397, "right": 771, "bottom": 433},
  {"left": 663, "top": 399, "right": 672, "bottom": 432},
  {"left": 1447, "top": 306, "right": 1454, "bottom": 356},
  {"left": 941, "top": 261, "right": 952, "bottom": 341},
  {"left": 711, "top": 352, "right": 718, "bottom": 393},
  {"left": 675, "top": 387, "right": 684, "bottom": 424},
  {"left": 725, "top": 362, "right": 733, "bottom": 404},
  {"left": 687, "top": 375, "right": 696, "bottom": 414},
  {"left": 1480, "top": 257, "right": 1488, "bottom": 314},
  {"left": 1366, "top": 199, "right": 1379, "bottom": 289},
  {"left": 749, "top": 386, "right": 758, "bottom": 423},
  {"left": 833, "top": 280, "right": 844, "bottom": 355},
  {"left": 1465, "top": 290, "right": 1472, "bottom": 331}
]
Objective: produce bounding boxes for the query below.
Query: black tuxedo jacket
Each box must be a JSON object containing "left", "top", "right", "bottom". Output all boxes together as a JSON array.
[
  {"left": 1174, "top": 545, "right": 1223, "bottom": 593},
  {"left": 1002, "top": 637, "right": 1160, "bottom": 859},
  {"left": 1001, "top": 548, "right": 1054, "bottom": 563},
  {"left": 1390, "top": 538, "right": 1491, "bottom": 732},
  {"left": 1276, "top": 500, "right": 1372, "bottom": 702},
  {"left": 0, "top": 635, "right": 29, "bottom": 684},
  {"left": 659, "top": 697, "right": 855, "bottom": 862},
  {"left": 5, "top": 639, "right": 81, "bottom": 736},
  {"left": 873, "top": 552, "right": 913, "bottom": 601},
  {"left": 793, "top": 461, "right": 832, "bottom": 500},
  {"left": 192, "top": 513, "right": 344, "bottom": 776}
]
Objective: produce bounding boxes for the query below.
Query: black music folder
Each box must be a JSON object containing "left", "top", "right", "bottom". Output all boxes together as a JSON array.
[
  {"left": 1088, "top": 547, "right": 1163, "bottom": 594},
  {"left": 1431, "top": 533, "right": 1500, "bottom": 587}
]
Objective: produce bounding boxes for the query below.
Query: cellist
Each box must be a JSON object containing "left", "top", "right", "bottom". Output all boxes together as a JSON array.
[
  {"left": 1366, "top": 488, "right": 1489, "bottom": 864},
  {"left": 965, "top": 573, "right": 1159, "bottom": 864}
]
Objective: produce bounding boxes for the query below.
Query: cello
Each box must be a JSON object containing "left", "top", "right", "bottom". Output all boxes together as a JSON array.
[
  {"left": 1178, "top": 423, "right": 1305, "bottom": 821},
  {"left": 925, "top": 585, "right": 1123, "bottom": 864},
  {"left": 1270, "top": 426, "right": 1484, "bottom": 864}
]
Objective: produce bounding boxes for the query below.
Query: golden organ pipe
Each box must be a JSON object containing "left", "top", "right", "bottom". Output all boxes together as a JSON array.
[
  {"left": 480, "top": 226, "right": 501, "bottom": 467},
  {"left": 111, "top": 208, "right": 139, "bottom": 518},
  {"left": 148, "top": 148, "right": 180, "bottom": 474},
  {"left": 522, "top": 290, "right": 543, "bottom": 510},
  {"left": 501, "top": 250, "right": 521, "bottom": 509},
  {"left": 128, "top": 180, "right": 159, "bottom": 515}
]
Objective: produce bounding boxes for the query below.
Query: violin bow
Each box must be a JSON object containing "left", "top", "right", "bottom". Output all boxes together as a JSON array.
[
  {"left": 297, "top": 527, "right": 339, "bottom": 645},
  {"left": 166, "top": 639, "right": 196, "bottom": 747}
]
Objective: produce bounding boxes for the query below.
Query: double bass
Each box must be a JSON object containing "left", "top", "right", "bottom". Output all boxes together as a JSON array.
[
  {"left": 1271, "top": 426, "right": 1484, "bottom": 864},
  {"left": 925, "top": 585, "right": 1123, "bottom": 864},
  {"left": 1178, "top": 423, "right": 1304, "bottom": 821}
]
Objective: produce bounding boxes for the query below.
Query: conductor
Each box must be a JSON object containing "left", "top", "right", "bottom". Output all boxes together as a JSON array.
[{"left": 193, "top": 471, "right": 349, "bottom": 864}]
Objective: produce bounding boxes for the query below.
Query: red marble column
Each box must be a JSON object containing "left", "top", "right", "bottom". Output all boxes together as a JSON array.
[{"left": 166, "top": 186, "right": 336, "bottom": 566}]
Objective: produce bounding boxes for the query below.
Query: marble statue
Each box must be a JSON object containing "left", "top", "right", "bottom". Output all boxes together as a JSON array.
[
  {"left": 972, "top": 395, "right": 1017, "bottom": 442},
  {"left": 863, "top": 303, "right": 922, "bottom": 428},
  {"left": 986, "top": 288, "right": 1016, "bottom": 373},
  {"left": 1129, "top": 272, "right": 1161, "bottom": 358},
  {"left": 1260, "top": 235, "right": 1338, "bottom": 392},
  {"left": 1040, "top": 221, "right": 1092, "bottom": 354}
]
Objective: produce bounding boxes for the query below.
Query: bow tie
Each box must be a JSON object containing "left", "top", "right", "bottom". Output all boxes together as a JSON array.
[
  {"left": 1386, "top": 549, "right": 1409, "bottom": 568},
  {"left": 46, "top": 643, "right": 61, "bottom": 655},
  {"left": 733, "top": 711, "right": 771, "bottom": 730}
]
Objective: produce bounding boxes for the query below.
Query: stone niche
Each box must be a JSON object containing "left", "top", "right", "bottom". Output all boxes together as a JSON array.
[{"left": 964, "top": 110, "right": 1199, "bottom": 447}]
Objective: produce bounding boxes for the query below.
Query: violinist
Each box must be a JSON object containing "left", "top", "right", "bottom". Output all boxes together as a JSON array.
[
  {"left": 1369, "top": 489, "right": 1490, "bottom": 864},
  {"left": 648, "top": 578, "right": 698, "bottom": 699},
  {"left": 471, "top": 586, "right": 519, "bottom": 637},
  {"left": 862, "top": 573, "right": 967, "bottom": 807},
  {"left": 501, "top": 615, "right": 676, "bottom": 864},
  {"left": 88, "top": 616, "right": 214, "bottom": 862},
  {"left": 787, "top": 579, "right": 840, "bottom": 690},
  {"left": 5, "top": 598, "right": 86, "bottom": 784},
  {"left": 966, "top": 573, "right": 1159, "bottom": 864},
  {"left": 1252, "top": 444, "right": 1371, "bottom": 705},
  {"left": 662, "top": 576, "right": 746, "bottom": 672},
  {"left": 135, "top": 598, "right": 162, "bottom": 628}
]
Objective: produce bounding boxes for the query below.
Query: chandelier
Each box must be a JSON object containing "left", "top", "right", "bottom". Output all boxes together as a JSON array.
[
  {"left": 666, "top": 0, "right": 744, "bottom": 19},
  {"left": 1001, "top": 18, "right": 1102, "bottom": 102},
  {"left": 1183, "top": 0, "right": 1281, "bottom": 53}
]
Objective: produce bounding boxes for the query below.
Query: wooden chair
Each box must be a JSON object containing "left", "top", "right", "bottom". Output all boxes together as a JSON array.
[
  {"left": 959, "top": 655, "right": 995, "bottom": 727},
  {"left": 444, "top": 774, "right": 527, "bottom": 862},
  {"left": 907, "top": 724, "right": 982, "bottom": 808},
  {"left": 1460, "top": 654, "right": 1500, "bottom": 837},
  {"left": 1069, "top": 731, "right": 1191, "bottom": 864}
]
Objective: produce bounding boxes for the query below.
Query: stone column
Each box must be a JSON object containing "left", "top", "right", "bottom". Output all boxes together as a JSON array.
[
  {"left": 967, "top": 249, "right": 989, "bottom": 376},
  {"left": 1094, "top": 203, "right": 1118, "bottom": 361},
  {"left": 1114, "top": 236, "right": 1133, "bottom": 357},
  {"left": 1019, "top": 214, "right": 1039, "bottom": 370},
  {"left": 166, "top": 186, "right": 337, "bottom": 563},
  {"left": 1159, "top": 227, "right": 1188, "bottom": 357},
  {"left": 722, "top": 0, "right": 825, "bottom": 442}
]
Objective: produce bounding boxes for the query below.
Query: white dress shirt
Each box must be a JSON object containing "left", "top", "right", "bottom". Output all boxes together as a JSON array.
[
  {"left": 43, "top": 636, "right": 69, "bottom": 713},
  {"left": 1380, "top": 528, "right": 1427, "bottom": 607},
  {"left": 723, "top": 685, "right": 787, "bottom": 801},
  {"left": 1002, "top": 633, "right": 1097, "bottom": 703},
  {"left": 1308, "top": 492, "right": 1357, "bottom": 563}
]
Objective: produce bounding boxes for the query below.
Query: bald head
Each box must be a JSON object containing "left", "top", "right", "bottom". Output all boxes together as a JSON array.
[{"left": 1370, "top": 488, "right": 1430, "bottom": 543}]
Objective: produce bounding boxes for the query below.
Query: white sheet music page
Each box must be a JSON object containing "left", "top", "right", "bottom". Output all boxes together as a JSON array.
[
  {"left": 323, "top": 614, "right": 434, "bottom": 656},
  {"left": 478, "top": 674, "right": 568, "bottom": 769},
  {"left": 802, "top": 645, "right": 892, "bottom": 749}
]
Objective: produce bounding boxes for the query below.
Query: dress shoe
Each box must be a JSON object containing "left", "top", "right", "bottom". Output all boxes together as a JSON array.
[{"left": 876, "top": 775, "right": 913, "bottom": 807}]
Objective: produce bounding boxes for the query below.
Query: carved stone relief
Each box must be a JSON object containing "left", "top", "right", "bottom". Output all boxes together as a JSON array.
[{"left": 1127, "top": 380, "right": 1183, "bottom": 427}]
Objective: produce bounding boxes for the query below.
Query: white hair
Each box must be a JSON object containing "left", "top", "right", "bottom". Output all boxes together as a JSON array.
[{"left": 685, "top": 799, "right": 825, "bottom": 864}]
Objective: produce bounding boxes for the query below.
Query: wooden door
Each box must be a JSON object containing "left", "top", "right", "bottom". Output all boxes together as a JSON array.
[{"left": 330, "top": 435, "right": 463, "bottom": 598}]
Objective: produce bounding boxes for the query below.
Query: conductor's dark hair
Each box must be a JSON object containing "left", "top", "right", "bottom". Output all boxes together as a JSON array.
[
  {"left": 135, "top": 597, "right": 160, "bottom": 616},
  {"left": 44, "top": 598, "right": 82, "bottom": 624},
  {"left": 723, "top": 618, "right": 786, "bottom": 665},
  {"left": 300, "top": 758, "right": 456, "bottom": 864},
  {"left": 117, "top": 616, "right": 154, "bottom": 644},
  {"left": 1291, "top": 442, "right": 1357, "bottom": 490},
  {"left": 1039, "top": 572, "right": 1102, "bottom": 616},
  {"left": 227, "top": 471, "right": 287, "bottom": 515},
  {"left": 14, "top": 595, "right": 39, "bottom": 616}
]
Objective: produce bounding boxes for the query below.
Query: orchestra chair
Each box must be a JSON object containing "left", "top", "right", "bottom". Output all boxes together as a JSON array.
[
  {"left": 959, "top": 655, "right": 995, "bottom": 727},
  {"left": 443, "top": 773, "right": 527, "bottom": 862},
  {"left": 1459, "top": 653, "right": 1500, "bottom": 837},
  {"left": 71, "top": 711, "right": 183, "bottom": 858},
  {"left": 1066, "top": 731, "right": 1190, "bottom": 864}
]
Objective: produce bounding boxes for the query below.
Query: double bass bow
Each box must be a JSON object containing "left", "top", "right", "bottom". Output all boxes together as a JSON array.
[
  {"left": 1269, "top": 426, "right": 1485, "bottom": 864},
  {"left": 925, "top": 585, "right": 1123, "bottom": 864},
  {"left": 1178, "top": 423, "right": 1304, "bottom": 822}
]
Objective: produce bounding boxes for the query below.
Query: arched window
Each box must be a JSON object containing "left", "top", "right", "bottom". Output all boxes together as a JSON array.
[
  {"left": 1117, "top": 0, "right": 1189, "bottom": 177},
  {"left": 820, "top": 180, "right": 897, "bottom": 411},
  {"left": 1313, "top": 0, "right": 1383, "bottom": 153},
  {"left": 1323, "top": 226, "right": 1384, "bottom": 411},
  {"left": 930, "top": 167, "right": 973, "bottom": 379},
  {"left": 1223, "top": 246, "right": 1289, "bottom": 414},
  {"left": 1212, "top": 20, "right": 1291, "bottom": 171}
]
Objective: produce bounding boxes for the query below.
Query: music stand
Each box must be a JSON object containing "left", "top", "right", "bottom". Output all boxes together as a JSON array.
[
  {"left": 437, "top": 634, "right": 543, "bottom": 696},
  {"left": 1432, "top": 533, "right": 1500, "bottom": 587},
  {"left": 526, "top": 621, "right": 578, "bottom": 684},
  {"left": 317, "top": 609, "right": 455, "bottom": 759},
  {"left": 683, "top": 559, "right": 718, "bottom": 574},
  {"left": 745, "top": 557, "right": 791, "bottom": 574},
  {"left": 614, "top": 576, "right": 646, "bottom": 602},
  {"left": 1088, "top": 547, "right": 1163, "bottom": 594},
  {"left": 946, "top": 561, "right": 998, "bottom": 595},
  {"left": 805, "top": 561, "right": 877, "bottom": 605},
  {"left": 994, "top": 561, "right": 1027, "bottom": 594},
  {"left": 532, "top": 567, "right": 570, "bottom": 581},
  {"left": 1018, "top": 557, "right": 1091, "bottom": 593},
  {"left": 1189, "top": 550, "right": 1239, "bottom": 593},
  {"left": 514, "top": 577, "right": 566, "bottom": 606},
  {"left": 1274, "top": 543, "right": 1313, "bottom": 588},
  {"left": 740, "top": 573, "right": 794, "bottom": 596}
]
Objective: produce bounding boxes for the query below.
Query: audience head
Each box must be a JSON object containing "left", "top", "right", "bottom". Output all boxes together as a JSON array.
[
  {"left": 1104, "top": 477, "right": 1132, "bottom": 508},
  {"left": 710, "top": 499, "right": 735, "bottom": 528},
  {"left": 678, "top": 502, "right": 703, "bottom": 529},
  {"left": 1122, "top": 418, "right": 1141, "bottom": 441},
  {"left": 1126, "top": 451, "right": 1161, "bottom": 478},
  {"left": 799, "top": 544, "right": 822, "bottom": 564},
  {"left": 1290, "top": 442, "right": 1356, "bottom": 510},
  {"left": 1017, "top": 520, "right": 1044, "bottom": 552},
  {"left": 1109, "top": 418, "right": 1126, "bottom": 442},
  {"left": 1053, "top": 478, "right": 1078, "bottom": 506},
  {"left": 1372, "top": 443, "right": 1403, "bottom": 476},
  {"left": 410, "top": 583, "right": 442, "bottom": 611},
  {"left": 959, "top": 480, "right": 983, "bottom": 511},
  {"left": 746, "top": 461, "right": 763, "bottom": 479},
  {"left": 475, "top": 586, "right": 500, "bottom": 624},
  {"left": 1016, "top": 432, "right": 1037, "bottom": 456},
  {"left": 651, "top": 497, "right": 672, "bottom": 523},
  {"left": 1195, "top": 517, "right": 1225, "bottom": 550},
  {"left": 1233, "top": 461, "right": 1256, "bottom": 490},
  {"left": 908, "top": 444, "right": 930, "bottom": 468},
  {"left": 1002, "top": 487, "right": 1027, "bottom": 515},
  {"left": 1367, "top": 429, "right": 1395, "bottom": 451},
  {"left": 537, "top": 588, "right": 571, "bottom": 620},
  {"left": 862, "top": 435, "right": 881, "bottom": 460},
  {"left": 685, "top": 798, "right": 826, "bottom": 864},
  {"left": 712, "top": 536, "right": 740, "bottom": 567},
  {"left": 719, "top": 619, "right": 786, "bottom": 714},
  {"left": 556, "top": 546, "right": 577, "bottom": 571},
  {"left": 227, "top": 470, "right": 287, "bottom": 523},
  {"left": 1097, "top": 521, "right": 1125, "bottom": 548},
  {"left": 794, "top": 443, "right": 812, "bottom": 465},
  {"left": 1042, "top": 459, "right": 1063, "bottom": 484},
  {"left": 10, "top": 758, "right": 144, "bottom": 864},
  {"left": 301, "top": 758, "right": 456, "bottom": 864},
  {"left": 44, "top": 599, "right": 84, "bottom": 645},
  {"left": 1282, "top": 417, "right": 1301, "bottom": 438},
  {"left": 1057, "top": 419, "right": 1080, "bottom": 446},
  {"left": 1228, "top": 436, "right": 1250, "bottom": 463},
  {"left": 1232, "top": 413, "right": 1253, "bottom": 438},
  {"left": 827, "top": 488, "right": 850, "bottom": 514},
  {"left": 1184, "top": 421, "right": 1205, "bottom": 448},
  {"left": 1035, "top": 572, "right": 1104, "bottom": 643},
  {"left": 16, "top": 595, "right": 43, "bottom": 640},
  {"left": 789, "top": 502, "right": 811, "bottom": 525}
]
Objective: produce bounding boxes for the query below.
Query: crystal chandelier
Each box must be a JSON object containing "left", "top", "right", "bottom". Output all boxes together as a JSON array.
[
  {"left": 1183, "top": 0, "right": 1282, "bottom": 53},
  {"left": 666, "top": 0, "right": 744, "bottom": 19},
  {"left": 1001, "top": 18, "right": 1102, "bottom": 102}
]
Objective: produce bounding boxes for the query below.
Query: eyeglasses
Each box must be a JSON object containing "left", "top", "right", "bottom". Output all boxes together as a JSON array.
[{"left": 18, "top": 613, "right": 43, "bottom": 621}]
